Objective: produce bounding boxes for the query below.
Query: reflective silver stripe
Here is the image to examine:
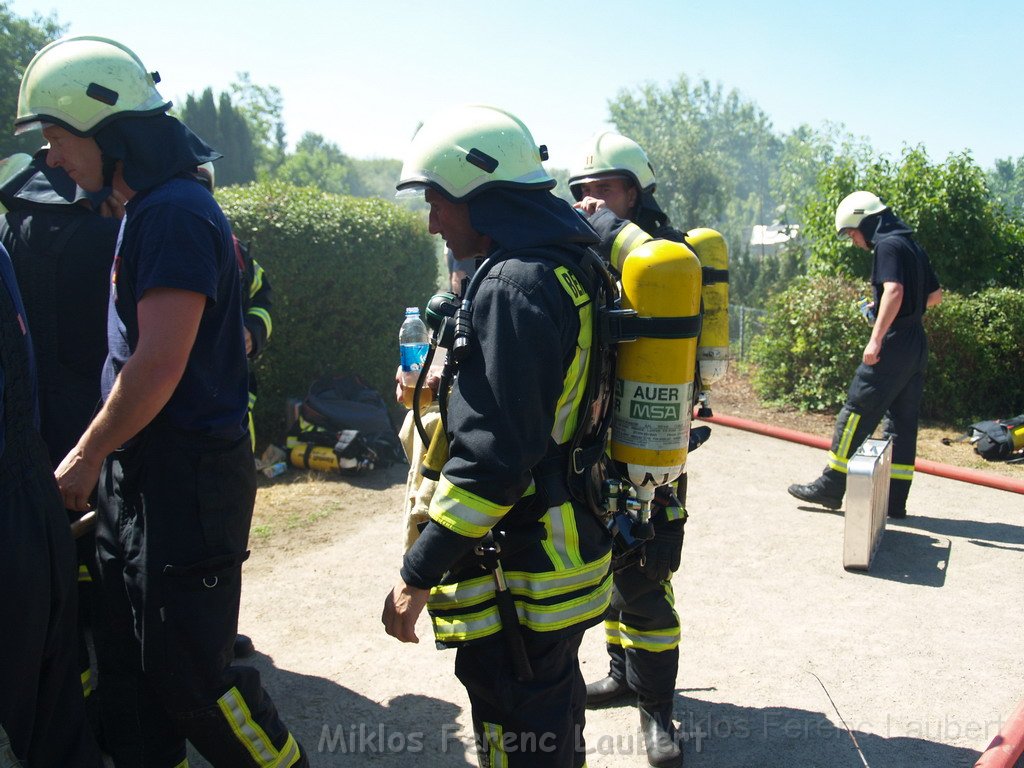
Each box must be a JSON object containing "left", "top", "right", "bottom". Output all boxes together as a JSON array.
[
  {"left": 610, "top": 222, "right": 652, "bottom": 272},
  {"left": 430, "top": 567, "right": 613, "bottom": 642},
  {"left": 429, "top": 552, "right": 611, "bottom": 609},
  {"left": 429, "top": 476, "right": 511, "bottom": 538},
  {"left": 542, "top": 502, "right": 585, "bottom": 570},
  {"left": 247, "top": 306, "right": 272, "bottom": 338},
  {"left": 483, "top": 722, "right": 508, "bottom": 768},
  {"left": 604, "top": 619, "right": 623, "bottom": 647},
  {"left": 616, "top": 621, "right": 680, "bottom": 652},
  {"left": 217, "top": 686, "right": 302, "bottom": 767},
  {"left": 827, "top": 451, "right": 849, "bottom": 474},
  {"left": 891, "top": 463, "right": 915, "bottom": 481},
  {"left": 249, "top": 262, "right": 264, "bottom": 298},
  {"left": 836, "top": 412, "right": 861, "bottom": 462},
  {"left": 516, "top": 572, "right": 612, "bottom": 632},
  {"left": 551, "top": 291, "right": 591, "bottom": 444}
]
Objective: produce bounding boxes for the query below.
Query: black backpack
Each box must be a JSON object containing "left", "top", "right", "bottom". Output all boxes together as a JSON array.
[
  {"left": 968, "top": 415, "right": 1024, "bottom": 461},
  {"left": 287, "top": 374, "right": 405, "bottom": 469}
]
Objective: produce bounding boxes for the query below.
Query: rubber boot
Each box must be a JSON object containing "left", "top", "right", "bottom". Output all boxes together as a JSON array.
[
  {"left": 585, "top": 675, "right": 631, "bottom": 707},
  {"left": 639, "top": 702, "right": 682, "bottom": 768}
]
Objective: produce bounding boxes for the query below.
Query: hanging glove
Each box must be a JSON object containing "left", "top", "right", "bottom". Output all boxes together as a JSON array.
[
  {"left": 689, "top": 425, "right": 712, "bottom": 452},
  {"left": 639, "top": 518, "right": 685, "bottom": 582}
]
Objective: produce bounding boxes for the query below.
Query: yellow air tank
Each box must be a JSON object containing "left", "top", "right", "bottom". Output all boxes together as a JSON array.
[
  {"left": 610, "top": 239, "right": 703, "bottom": 503},
  {"left": 686, "top": 228, "right": 730, "bottom": 410}
]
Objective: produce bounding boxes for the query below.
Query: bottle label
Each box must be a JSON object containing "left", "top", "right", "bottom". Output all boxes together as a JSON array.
[{"left": 400, "top": 342, "right": 429, "bottom": 373}]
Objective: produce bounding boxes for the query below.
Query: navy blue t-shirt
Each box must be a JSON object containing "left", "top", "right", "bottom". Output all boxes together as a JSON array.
[
  {"left": 102, "top": 177, "right": 248, "bottom": 440},
  {"left": 871, "top": 233, "right": 940, "bottom": 319}
]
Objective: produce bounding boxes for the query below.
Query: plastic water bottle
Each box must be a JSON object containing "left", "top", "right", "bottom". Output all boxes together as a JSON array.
[{"left": 399, "top": 306, "right": 430, "bottom": 408}]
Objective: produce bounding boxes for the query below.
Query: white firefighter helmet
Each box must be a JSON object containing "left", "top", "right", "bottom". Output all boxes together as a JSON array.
[
  {"left": 396, "top": 104, "right": 555, "bottom": 202},
  {"left": 568, "top": 131, "right": 656, "bottom": 201},
  {"left": 15, "top": 35, "right": 170, "bottom": 137},
  {"left": 834, "top": 191, "right": 888, "bottom": 234}
]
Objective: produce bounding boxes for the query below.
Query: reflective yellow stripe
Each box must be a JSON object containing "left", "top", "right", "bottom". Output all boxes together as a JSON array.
[
  {"left": 542, "top": 502, "right": 584, "bottom": 570},
  {"left": 836, "top": 412, "right": 861, "bottom": 463},
  {"left": 605, "top": 619, "right": 623, "bottom": 647},
  {"left": 483, "top": 722, "right": 508, "bottom": 768},
  {"left": 78, "top": 563, "right": 92, "bottom": 582},
  {"left": 663, "top": 503, "right": 686, "bottom": 522},
  {"left": 891, "top": 463, "right": 915, "bottom": 481},
  {"left": 429, "top": 565, "right": 612, "bottom": 642},
  {"left": 429, "top": 476, "right": 512, "bottom": 538},
  {"left": 81, "top": 668, "right": 93, "bottom": 697},
  {"left": 249, "top": 262, "right": 265, "bottom": 299},
  {"left": 247, "top": 306, "right": 272, "bottom": 339},
  {"left": 551, "top": 288, "right": 591, "bottom": 444},
  {"left": 616, "top": 621, "right": 680, "bottom": 652},
  {"left": 217, "top": 686, "right": 302, "bottom": 767},
  {"left": 827, "top": 451, "right": 849, "bottom": 474},
  {"left": 173, "top": 760, "right": 189, "bottom": 768},
  {"left": 609, "top": 222, "right": 652, "bottom": 273}
]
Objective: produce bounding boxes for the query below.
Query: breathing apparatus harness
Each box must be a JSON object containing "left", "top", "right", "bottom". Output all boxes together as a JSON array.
[{"left": 411, "top": 243, "right": 702, "bottom": 563}]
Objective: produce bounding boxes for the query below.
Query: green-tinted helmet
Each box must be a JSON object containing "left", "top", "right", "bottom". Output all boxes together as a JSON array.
[
  {"left": 396, "top": 104, "right": 555, "bottom": 202},
  {"left": 835, "top": 191, "right": 888, "bottom": 234},
  {"left": 15, "top": 35, "right": 170, "bottom": 137},
  {"left": 568, "top": 131, "right": 656, "bottom": 201}
]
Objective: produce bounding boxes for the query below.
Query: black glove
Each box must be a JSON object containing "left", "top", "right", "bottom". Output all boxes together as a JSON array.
[
  {"left": 689, "top": 425, "right": 712, "bottom": 452},
  {"left": 639, "top": 519, "right": 685, "bottom": 582}
]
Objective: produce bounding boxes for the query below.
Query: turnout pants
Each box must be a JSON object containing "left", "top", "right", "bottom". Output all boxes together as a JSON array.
[
  {"left": 94, "top": 423, "right": 304, "bottom": 767},
  {"left": 602, "top": 568, "right": 680, "bottom": 706},
  {"left": 455, "top": 633, "right": 588, "bottom": 768},
  {"left": 0, "top": 281, "right": 100, "bottom": 767},
  {"left": 821, "top": 319, "right": 929, "bottom": 513}
]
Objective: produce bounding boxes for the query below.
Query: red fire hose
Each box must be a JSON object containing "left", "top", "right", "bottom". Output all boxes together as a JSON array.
[{"left": 698, "top": 412, "right": 1024, "bottom": 496}]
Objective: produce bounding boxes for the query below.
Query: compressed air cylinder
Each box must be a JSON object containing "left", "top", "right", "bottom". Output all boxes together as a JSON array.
[
  {"left": 686, "top": 227, "right": 730, "bottom": 388},
  {"left": 611, "top": 239, "right": 702, "bottom": 493}
]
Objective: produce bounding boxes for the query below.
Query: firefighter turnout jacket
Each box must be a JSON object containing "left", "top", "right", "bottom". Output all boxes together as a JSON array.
[{"left": 400, "top": 243, "right": 613, "bottom": 647}]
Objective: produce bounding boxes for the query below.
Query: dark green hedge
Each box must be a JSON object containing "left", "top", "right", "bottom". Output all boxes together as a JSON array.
[
  {"left": 216, "top": 182, "right": 438, "bottom": 446},
  {"left": 750, "top": 276, "right": 1024, "bottom": 424}
]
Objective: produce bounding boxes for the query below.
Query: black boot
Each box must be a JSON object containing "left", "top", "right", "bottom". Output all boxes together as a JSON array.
[
  {"left": 233, "top": 633, "right": 256, "bottom": 659},
  {"left": 787, "top": 476, "right": 843, "bottom": 510},
  {"left": 639, "top": 702, "right": 682, "bottom": 767},
  {"left": 585, "top": 675, "right": 631, "bottom": 707}
]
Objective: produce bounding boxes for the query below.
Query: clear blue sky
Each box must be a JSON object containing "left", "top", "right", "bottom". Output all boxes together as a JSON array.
[{"left": 9, "top": 0, "right": 1023, "bottom": 170}]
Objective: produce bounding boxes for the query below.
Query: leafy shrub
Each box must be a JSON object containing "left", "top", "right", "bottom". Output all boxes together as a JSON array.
[
  {"left": 217, "top": 182, "right": 438, "bottom": 446},
  {"left": 750, "top": 275, "right": 865, "bottom": 411},
  {"left": 923, "top": 288, "right": 1024, "bottom": 421}
]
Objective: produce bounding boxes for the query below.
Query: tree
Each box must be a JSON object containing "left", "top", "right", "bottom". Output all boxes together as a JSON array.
[
  {"left": 0, "top": 3, "right": 64, "bottom": 157},
  {"left": 274, "top": 132, "right": 353, "bottom": 195},
  {"left": 178, "top": 88, "right": 256, "bottom": 186},
  {"left": 230, "top": 72, "right": 287, "bottom": 176},
  {"left": 988, "top": 155, "right": 1024, "bottom": 217}
]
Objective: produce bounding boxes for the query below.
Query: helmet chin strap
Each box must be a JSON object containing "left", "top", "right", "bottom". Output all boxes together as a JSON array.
[{"left": 101, "top": 154, "right": 117, "bottom": 189}]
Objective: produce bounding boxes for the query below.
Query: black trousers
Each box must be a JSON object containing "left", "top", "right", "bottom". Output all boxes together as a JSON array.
[
  {"left": 455, "top": 633, "right": 588, "bottom": 768},
  {"left": 822, "top": 320, "right": 928, "bottom": 512},
  {"left": 93, "top": 424, "right": 304, "bottom": 767},
  {"left": 603, "top": 566, "right": 680, "bottom": 706}
]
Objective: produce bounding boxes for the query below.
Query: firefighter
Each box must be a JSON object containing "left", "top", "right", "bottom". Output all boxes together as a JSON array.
[
  {"left": 383, "top": 104, "right": 613, "bottom": 768},
  {"left": 0, "top": 240, "right": 102, "bottom": 766},
  {"left": 0, "top": 149, "right": 121, "bottom": 723},
  {"left": 568, "top": 131, "right": 696, "bottom": 768},
  {"left": 16, "top": 35, "right": 306, "bottom": 766},
  {"left": 788, "top": 191, "right": 942, "bottom": 517}
]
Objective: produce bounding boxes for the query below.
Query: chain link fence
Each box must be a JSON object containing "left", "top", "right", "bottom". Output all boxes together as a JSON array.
[{"left": 729, "top": 304, "right": 768, "bottom": 361}]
